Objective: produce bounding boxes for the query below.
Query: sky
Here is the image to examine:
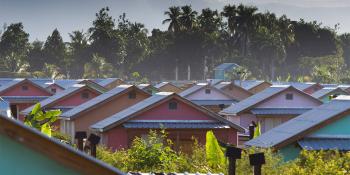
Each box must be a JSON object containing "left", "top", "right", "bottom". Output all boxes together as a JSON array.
[{"left": 0, "top": 0, "right": 350, "bottom": 41}]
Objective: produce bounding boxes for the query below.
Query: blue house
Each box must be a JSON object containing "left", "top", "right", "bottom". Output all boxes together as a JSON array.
[{"left": 214, "top": 63, "right": 239, "bottom": 80}]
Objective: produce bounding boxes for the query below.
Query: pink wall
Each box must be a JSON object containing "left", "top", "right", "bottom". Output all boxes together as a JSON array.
[
  {"left": 46, "top": 84, "right": 64, "bottom": 94},
  {"left": 304, "top": 84, "right": 323, "bottom": 94},
  {"left": 131, "top": 99, "right": 215, "bottom": 121},
  {"left": 186, "top": 87, "right": 232, "bottom": 100},
  {"left": 1, "top": 82, "right": 51, "bottom": 96},
  {"left": 222, "top": 85, "right": 252, "bottom": 101},
  {"left": 255, "top": 89, "right": 321, "bottom": 108},
  {"left": 54, "top": 89, "right": 100, "bottom": 107}
]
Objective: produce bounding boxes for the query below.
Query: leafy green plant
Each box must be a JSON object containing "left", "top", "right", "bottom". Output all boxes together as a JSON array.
[
  {"left": 205, "top": 130, "right": 226, "bottom": 170},
  {"left": 24, "top": 103, "right": 61, "bottom": 137}
]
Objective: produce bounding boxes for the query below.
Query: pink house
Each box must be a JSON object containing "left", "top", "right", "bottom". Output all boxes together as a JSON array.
[
  {"left": 215, "top": 82, "right": 253, "bottom": 101},
  {"left": 180, "top": 83, "right": 238, "bottom": 113},
  {"left": 220, "top": 85, "right": 323, "bottom": 134},
  {"left": 0, "top": 79, "right": 53, "bottom": 120},
  {"left": 90, "top": 92, "right": 244, "bottom": 150}
]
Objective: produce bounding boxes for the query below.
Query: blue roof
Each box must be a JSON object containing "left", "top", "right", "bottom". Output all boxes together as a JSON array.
[
  {"left": 179, "top": 83, "right": 208, "bottom": 97},
  {"left": 245, "top": 96, "right": 350, "bottom": 148},
  {"left": 0, "top": 78, "right": 15, "bottom": 86},
  {"left": 191, "top": 100, "right": 237, "bottom": 106},
  {"left": 250, "top": 108, "right": 312, "bottom": 115},
  {"left": 96, "top": 78, "right": 120, "bottom": 87},
  {"left": 154, "top": 82, "right": 178, "bottom": 89},
  {"left": 214, "top": 63, "right": 239, "bottom": 71},
  {"left": 61, "top": 85, "right": 135, "bottom": 119},
  {"left": 123, "top": 120, "right": 230, "bottom": 129},
  {"left": 312, "top": 87, "right": 349, "bottom": 99},
  {"left": 91, "top": 92, "right": 244, "bottom": 132},
  {"left": 0, "top": 78, "right": 25, "bottom": 93},
  {"left": 233, "top": 80, "right": 269, "bottom": 90},
  {"left": 272, "top": 82, "right": 320, "bottom": 91},
  {"left": 298, "top": 138, "right": 350, "bottom": 151},
  {"left": 2, "top": 96, "right": 49, "bottom": 103}
]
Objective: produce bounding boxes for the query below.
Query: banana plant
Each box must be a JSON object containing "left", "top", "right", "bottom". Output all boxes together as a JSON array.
[{"left": 24, "top": 103, "right": 61, "bottom": 137}]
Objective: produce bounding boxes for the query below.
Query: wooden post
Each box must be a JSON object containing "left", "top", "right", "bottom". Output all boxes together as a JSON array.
[
  {"left": 253, "top": 165, "right": 262, "bottom": 175},
  {"left": 225, "top": 146, "right": 242, "bottom": 175},
  {"left": 74, "top": 131, "right": 87, "bottom": 151},
  {"left": 88, "top": 133, "right": 100, "bottom": 157},
  {"left": 249, "top": 153, "right": 265, "bottom": 175}
]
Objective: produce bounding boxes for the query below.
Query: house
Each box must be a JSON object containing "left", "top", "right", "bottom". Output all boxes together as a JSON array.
[
  {"left": 155, "top": 82, "right": 182, "bottom": 93},
  {"left": 31, "top": 79, "right": 66, "bottom": 94},
  {"left": 137, "top": 84, "right": 159, "bottom": 94},
  {"left": 272, "top": 82, "right": 323, "bottom": 94},
  {"left": 215, "top": 81, "right": 253, "bottom": 101},
  {"left": 220, "top": 85, "right": 322, "bottom": 134},
  {"left": 0, "top": 114, "right": 123, "bottom": 175},
  {"left": 214, "top": 63, "right": 239, "bottom": 80},
  {"left": 180, "top": 83, "right": 238, "bottom": 113},
  {"left": 234, "top": 80, "right": 272, "bottom": 94},
  {"left": 22, "top": 84, "right": 104, "bottom": 115},
  {"left": 59, "top": 85, "right": 151, "bottom": 139},
  {"left": 0, "top": 79, "right": 53, "bottom": 120},
  {"left": 312, "top": 87, "right": 349, "bottom": 103},
  {"left": 90, "top": 92, "right": 244, "bottom": 150},
  {"left": 245, "top": 95, "right": 350, "bottom": 161},
  {"left": 95, "top": 78, "right": 125, "bottom": 90}
]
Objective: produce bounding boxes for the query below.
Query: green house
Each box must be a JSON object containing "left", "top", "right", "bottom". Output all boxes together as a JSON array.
[
  {"left": 0, "top": 115, "right": 124, "bottom": 175},
  {"left": 245, "top": 95, "right": 350, "bottom": 161},
  {"left": 312, "top": 87, "right": 349, "bottom": 103},
  {"left": 214, "top": 63, "right": 239, "bottom": 80}
]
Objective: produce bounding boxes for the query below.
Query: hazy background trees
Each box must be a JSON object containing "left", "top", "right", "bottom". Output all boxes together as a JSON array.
[{"left": 0, "top": 4, "right": 348, "bottom": 83}]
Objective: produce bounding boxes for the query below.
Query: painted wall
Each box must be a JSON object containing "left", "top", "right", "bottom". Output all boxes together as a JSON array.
[
  {"left": 186, "top": 88, "right": 232, "bottom": 101},
  {"left": 249, "top": 83, "right": 271, "bottom": 94},
  {"left": 257, "top": 116, "right": 294, "bottom": 133},
  {"left": 304, "top": 84, "right": 323, "bottom": 94},
  {"left": 221, "top": 85, "right": 251, "bottom": 101},
  {"left": 54, "top": 89, "right": 100, "bottom": 107},
  {"left": 228, "top": 113, "right": 256, "bottom": 132},
  {"left": 256, "top": 90, "right": 320, "bottom": 108},
  {"left": 279, "top": 143, "right": 302, "bottom": 161},
  {"left": 0, "top": 82, "right": 51, "bottom": 96},
  {"left": 159, "top": 84, "right": 182, "bottom": 93},
  {"left": 0, "top": 135, "right": 80, "bottom": 175},
  {"left": 73, "top": 91, "right": 150, "bottom": 137},
  {"left": 46, "top": 84, "right": 65, "bottom": 94},
  {"left": 131, "top": 99, "right": 215, "bottom": 121}
]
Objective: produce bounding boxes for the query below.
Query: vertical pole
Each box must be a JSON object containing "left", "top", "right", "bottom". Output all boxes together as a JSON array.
[
  {"left": 228, "top": 157, "right": 236, "bottom": 175},
  {"left": 90, "top": 144, "right": 97, "bottom": 158},
  {"left": 253, "top": 165, "right": 262, "bottom": 175},
  {"left": 77, "top": 138, "right": 84, "bottom": 151}
]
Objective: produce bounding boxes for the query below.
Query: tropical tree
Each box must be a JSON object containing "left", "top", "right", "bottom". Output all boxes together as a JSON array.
[
  {"left": 179, "top": 5, "right": 198, "bottom": 31},
  {"left": 67, "top": 30, "right": 89, "bottom": 78},
  {"left": 43, "top": 29, "right": 66, "bottom": 66},
  {"left": 27, "top": 41, "right": 45, "bottom": 71},
  {"left": 163, "top": 6, "right": 182, "bottom": 33}
]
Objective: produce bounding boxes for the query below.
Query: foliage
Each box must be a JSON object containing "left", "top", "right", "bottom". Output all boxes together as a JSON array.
[
  {"left": 24, "top": 103, "right": 61, "bottom": 137},
  {"left": 205, "top": 130, "right": 226, "bottom": 169}
]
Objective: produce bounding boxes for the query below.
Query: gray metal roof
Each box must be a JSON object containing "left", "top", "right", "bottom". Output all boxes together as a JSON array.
[
  {"left": 272, "top": 82, "right": 320, "bottom": 91},
  {"left": 191, "top": 100, "right": 237, "bottom": 106},
  {"left": 137, "top": 84, "right": 152, "bottom": 90},
  {"left": 250, "top": 108, "right": 312, "bottom": 115},
  {"left": 91, "top": 92, "right": 244, "bottom": 132},
  {"left": 220, "top": 85, "right": 291, "bottom": 115},
  {"left": 233, "top": 80, "right": 267, "bottom": 90},
  {"left": 0, "top": 78, "right": 16, "bottom": 86},
  {"left": 245, "top": 96, "right": 350, "bottom": 148},
  {"left": 21, "top": 84, "right": 90, "bottom": 114},
  {"left": 214, "top": 82, "right": 231, "bottom": 89},
  {"left": 96, "top": 78, "right": 120, "bottom": 87},
  {"left": 61, "top": 85, "right": 133, "bottom": 119},
  {"left": 312, "top": 87, "right": 349, "bottom": 99},
  {"left": 0, "top": 78, "right": 25, "bottom": 93},
  {"left": 2, "top": 96, "right": 49, "bottom": 103},
  {"left": 179, "top": 83, "right": 208, "bottom": 97},
  {"left": 154, "top": 82, "right": 172, "bottom": 89},
  {"left": 123, "top": 120, "right": 229, "bottom": 129},
  {"left": 298, "top": 138, "right": 350, "bottom": 151},
  {"left": 214, "top": 63, "right": 239, "bottom": 70}
]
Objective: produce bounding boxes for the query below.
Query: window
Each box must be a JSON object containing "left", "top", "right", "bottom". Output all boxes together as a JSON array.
[
  {"left": 81, "top": 92, "right": 89, "bottom": 99},
  {"left": 51, "top": 88, "right": 57, "bottom": 93},
  {"left": 22, "top": 85, "right": 28, "bottom": 91},
  {"left": 205, "top": 88, "right": 211, "bottom": 94},
  {"left": 128, "top": 91, "right": 136, "bottom": 99},
  {"left": 286, "top": 93, "right": 293, "bottom": 100},
  {"left": 169, "top": 102, "right": 177, "bottom": 110}
]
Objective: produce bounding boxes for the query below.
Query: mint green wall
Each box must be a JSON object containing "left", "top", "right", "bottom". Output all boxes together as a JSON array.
[
  {"left": 279, "top": 114, "right": 350, "bottom": 161},
  {"left": 0, "top": 135, "right": 81, "bottom": 175}
]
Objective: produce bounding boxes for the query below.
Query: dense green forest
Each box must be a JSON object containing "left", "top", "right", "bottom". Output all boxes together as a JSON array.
[{"left": 0, "top": 4, "right": 349, "bottom": 83}]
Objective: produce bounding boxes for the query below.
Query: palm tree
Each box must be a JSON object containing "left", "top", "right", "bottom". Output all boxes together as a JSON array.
[
  {"left": 198, "top": 8, "right": 221, "bottom": 33},
  {"left": 221, "top": 5, "right": 237, "bottom": 35},
  {"left": 180, "top": 5, "right": 198, "bottom": 31},
  {"left": 163, "top": 6, "right": 182, "bottom": 33}
]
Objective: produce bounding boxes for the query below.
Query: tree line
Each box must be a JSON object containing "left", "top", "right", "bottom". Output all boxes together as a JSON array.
[{"left": 0, "top": 4, "right": 350, "bottom": 83}]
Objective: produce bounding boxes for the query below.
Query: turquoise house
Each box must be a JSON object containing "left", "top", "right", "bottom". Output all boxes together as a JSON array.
[
  {"left": 0, "top": 114, "right": 124, "bottom": 175},
  {"left": 245, "top": 95, "right": 350, "bottom": 161},
  {"left": 312, "top": 87, "right": 349, "bottom": 103},
  {"left": 214, "top": 63, "right": 239, "bottom": 80}
]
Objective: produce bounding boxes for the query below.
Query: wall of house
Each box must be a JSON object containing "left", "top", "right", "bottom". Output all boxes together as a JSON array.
[
  {"left": 186, "top": 88, "right": 233, "bottom": 101},
  {"left": 73, "top": 91, "right": 150, "bottom": 137},
  {"left": 131, "top": 99, "right": 215, "bottom": 121},
  {"left": 159, "top": 85, "right": 182, "bottom": 93},
  {"left": 222, "top": 86, "right": 251, "bottom": 101},
  {"left": 46, "top": 84, "right": 64, "bottom": 94},
  {"left": 249, "top": 83, "right": 271, "bottom": 94},
  {"left": 257, "top": 116, "right": 294, "bottom": 133},
  {"left": 214, "top": 70, "right": 224, "bottom": 80},
  {"left": 54, "top": 89, "right": 100, "bottom": 107},
  {"left": 0, "top": 82, "right": 51, "bottom": 96},
  {"left": 279, "top": 143, "right": 302, "bottom": 161},
  {"left": 228, "top": 113, "right": 256, "bottom": 132},
  {"left": 0, "top": 135, "right": 80, "bottom": 175},
  {"left": 255, "top": 90, "right": 320, "bottom": 108},
  {"left": 304, "top": 85, "right": 323, "bottom": 94}
]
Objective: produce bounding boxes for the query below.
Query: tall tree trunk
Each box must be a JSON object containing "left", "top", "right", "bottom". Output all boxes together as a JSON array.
[
  {"left": 187, "top": 64, "right": 191, "bottom": 80},
  {"left": 270, "top": 59, "right": 275, "bottom": 81}
]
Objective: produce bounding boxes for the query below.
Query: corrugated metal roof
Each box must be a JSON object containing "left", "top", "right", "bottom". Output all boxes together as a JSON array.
[
  {"left": 0, "top": 78, "right": 15, "bottom": 86},
  {"left": 233, "top": 80, "right": 267, "bottom": 90},
  {"left": 61, "top": 85, "right": 133, "bottom": 119},
  {"left": 123, "top": 120, "right": 229, "bottom": 129},
  {"left": 54, "top": 79, "right": 82, "bottom": 89},
  {"left": 214, "top": 82, "right": 231, "bottom": 89},
  {"left": 245, "top": 96, "right": 350, "bottom": 148},
  {"left": 0, "top": 78, "right": 25, "bottom": 93},
  {"left": 21, "top": 84, "right": 88, "bottom": 114},
  {"left": 191, "top": 100, "right": 236, "bottom": 106},
  {"left": 154, "top": 82, "right": 171, "bottom": 89},
  {"left": 91, "top": 92, "right": 244, "bottom": 132},
  {"left": 137, "top": 84, "right": 151, "bottom": 90},
  {"left": 2, "top": 96, "right": 49, "bottom": 103},
  {"left": 298, "top": 138, "right": 350, "bottom": 151},
  {"left": 251, "top": 108, "right": 312, "bottom": 115},
  {"left": 312, "top": 87, "right": 349, "bottom": 99},
  {"left": 214, "top": 63, "right": 239, "bottom": 70},
  {"left": 179, "top": 83, "right": 207, "bottom": 97},
  {"left": 272, "top": 82, "right": 319, "bottom": 91},
  {"left": 220, "top": 85, "right": 291, "bottom": 115},
  {"left": 96, "top": 78, "right": 120, "bottom": 87}
]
